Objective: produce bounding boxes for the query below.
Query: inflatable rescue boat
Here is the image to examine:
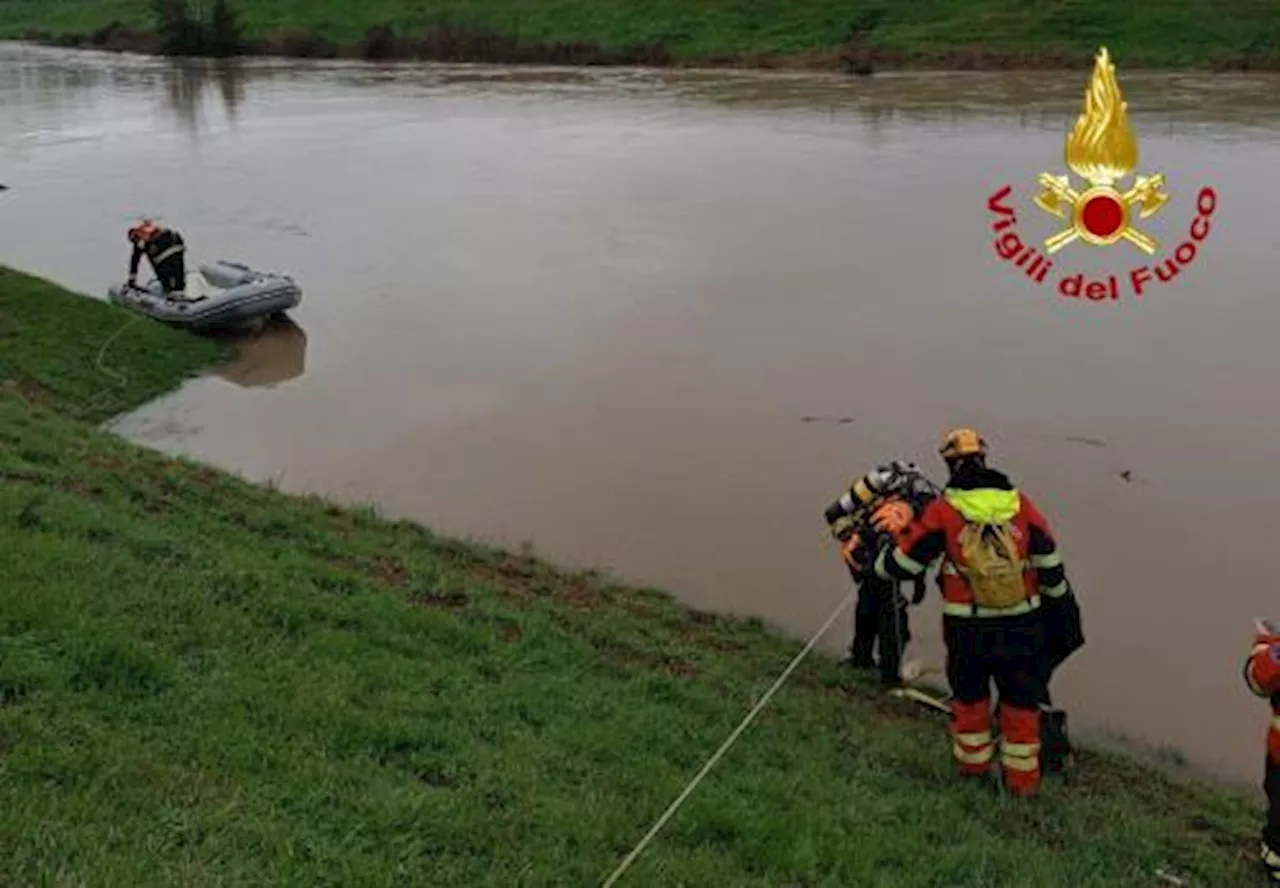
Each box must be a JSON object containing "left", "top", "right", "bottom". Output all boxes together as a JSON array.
[{"left": 107, "top": 260, "right": 301, "bottom": 331}]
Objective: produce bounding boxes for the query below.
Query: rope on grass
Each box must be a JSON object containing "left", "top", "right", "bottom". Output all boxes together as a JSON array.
[
  {"left": 94, "top": 313, "right": 140, "bottom": 390},
  {"left": 84, "top": 274, "right": 159, "bottom": 416},
  {"left": 598, "top": 590, "right": 855, "bottom": 888},
  {"left": 68, "top": 312, "right": 144, "bottom": 419}
]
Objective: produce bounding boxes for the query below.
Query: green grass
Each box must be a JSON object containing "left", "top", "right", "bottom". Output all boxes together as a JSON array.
[
  {"left": 0, "top": 267, "right": 224, "bottom": 424},
  {"left": 2, "top": 0, "right": 1280, "bottom": 67},
  {"left": 0, "top": 263, "right": 1270, "bottom": 886}
]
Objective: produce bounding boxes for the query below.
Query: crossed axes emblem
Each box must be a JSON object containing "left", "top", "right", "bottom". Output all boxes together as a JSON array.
[{"left": 1033, "top": 173, "right": 1169, "bottom": 255}]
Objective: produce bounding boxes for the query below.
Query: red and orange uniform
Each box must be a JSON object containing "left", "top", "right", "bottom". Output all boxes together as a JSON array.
[
  {"left": 875, "top": 430, "right": 1074, "bottom": 797},
  {"left": 1243, "top": 627, "right": 1280, "bottom": 884}
]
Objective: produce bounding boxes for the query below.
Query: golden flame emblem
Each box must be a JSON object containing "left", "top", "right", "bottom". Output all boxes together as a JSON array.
[{"left": 1033, "top": 47, "right": 1169, "bottom": 255}]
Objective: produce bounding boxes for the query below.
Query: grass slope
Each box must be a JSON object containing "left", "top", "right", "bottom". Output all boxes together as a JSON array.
[
  {"left": 2, "top": 0, "right": 1279, "bottom": 68},
  {"left": 0, "top": 264, "right": 1269, "bottom": 885},
  {"left": 0, "top": 267, "right": 223, "bottom": 424}
]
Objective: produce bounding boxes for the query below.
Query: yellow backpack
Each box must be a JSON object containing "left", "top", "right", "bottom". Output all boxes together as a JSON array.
[{"left": 957, "top": 521, "right": 1028, "bottom": 609}]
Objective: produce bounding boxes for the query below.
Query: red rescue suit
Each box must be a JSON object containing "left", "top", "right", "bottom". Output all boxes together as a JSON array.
[
  {"left": 876, "top": 467, "right": 1071, "bottom": 797},
  {"left": 1244, "top": 629, "right": 1280, "bottom": 884}
]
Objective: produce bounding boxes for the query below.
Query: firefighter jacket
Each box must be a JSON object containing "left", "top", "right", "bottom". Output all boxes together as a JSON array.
[
  {"left": 129, "top": 227, "right": 185, "bottom": 278},
  {"left": 874, "top": 467, "right": 1071, "bottom": 618},
  {"left": 1244, "top": 635, "right": 1280, "bottom": 765}
]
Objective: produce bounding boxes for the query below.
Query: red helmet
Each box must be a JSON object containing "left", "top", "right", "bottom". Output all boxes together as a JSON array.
[{"left": 128, "top": 219, "right": 159, "bottom": 244}]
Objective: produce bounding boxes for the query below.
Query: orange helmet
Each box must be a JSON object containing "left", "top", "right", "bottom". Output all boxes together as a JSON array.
[
  {"left": 939, "top": 428, "right": 987, "bottom": 460},
  {"left": 128, "top": 219, "right": 159, "bottom": 244}
]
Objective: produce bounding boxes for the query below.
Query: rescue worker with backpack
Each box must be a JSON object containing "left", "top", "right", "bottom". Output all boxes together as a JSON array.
[
  {"left": 1243, "top": 618, "right": 1280, "bottom": 884},
  {"left": 860, "top": 429, "right": 1079, "bottom": 796}
]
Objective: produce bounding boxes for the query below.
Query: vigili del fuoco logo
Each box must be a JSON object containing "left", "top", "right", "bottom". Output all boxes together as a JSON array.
[{"left": 986, "top": 46, "right": 1217, "bottom": 303}]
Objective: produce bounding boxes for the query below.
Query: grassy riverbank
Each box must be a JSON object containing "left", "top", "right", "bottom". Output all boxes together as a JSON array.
[
  {"left": 2, "top": 0, "right": 1279, "bottom": 70},
  {"left": 0, "top": 263, "right": 1269, "bottom": 885}
]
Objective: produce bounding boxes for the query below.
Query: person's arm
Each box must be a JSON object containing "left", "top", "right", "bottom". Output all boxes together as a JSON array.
[
  {"left": 1021, "top": 494, "right": 1084, "bottom": 677},
  {"left": 873, "top": 498, "right": 946, "bottom": 581},
  {"left": 1021, "top": 495, "right": 1071, "bottom": 600},
  {"left": 1245, "top": 627, "right": 1280, "bottom": 698},
  {"left": 128, "top": 244, "right": 142, "bottom": 282},
  {"left": 824, "top": 486, "right": 867, "bottom": 571}
]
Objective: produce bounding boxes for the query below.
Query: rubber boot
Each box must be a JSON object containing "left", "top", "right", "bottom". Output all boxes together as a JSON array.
[{"left": 1040, "top": 707, "right": 1071, "bottom": 774}]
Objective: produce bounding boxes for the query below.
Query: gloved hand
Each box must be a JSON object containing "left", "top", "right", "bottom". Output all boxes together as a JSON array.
[
  {"left": 126, "top": 276, "right": 136, "bottom": 289},
  {"left": 869, "top": 498, "right": 914, "bottom": 535},
  {"left": 839, "top": 533, "right": 868, "bottom": 574}
]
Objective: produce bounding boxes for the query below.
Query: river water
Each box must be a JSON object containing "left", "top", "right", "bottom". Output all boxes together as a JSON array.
[{"left": 3, "top": 42, "right": 1279, "bottom": 785}]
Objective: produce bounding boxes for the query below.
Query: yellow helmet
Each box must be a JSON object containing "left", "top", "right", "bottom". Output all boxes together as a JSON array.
[{"left": 939, "top": 428, "right": 987, "bottom": 460}]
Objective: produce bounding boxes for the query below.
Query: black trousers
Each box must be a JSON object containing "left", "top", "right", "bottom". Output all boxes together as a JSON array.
[
  {"left": 153, "top": 251, "right": 186, "bottom": 294},
  {"left": 944, "top": 610, "right": 1047, "bottom": 710},
  {"left": 849, "top": 570, "right": 910, "bottom": 687},
  {"left": 1266, "top": 755, "right": 1280, "bottom": 851}
]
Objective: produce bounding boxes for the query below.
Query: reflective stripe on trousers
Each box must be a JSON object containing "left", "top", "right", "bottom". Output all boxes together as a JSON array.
[
  {"left": 998, "top": 705, "right": 1042, "bottom": 796},
  {"left": 953, "top": 730, "right": 993, "bottom": 766},
  {"left": 1000, "top": 740, "right": 1039, "bottom": 771},
  {"left": 950, "top": 699, "right": 993, "bottom": 775}
]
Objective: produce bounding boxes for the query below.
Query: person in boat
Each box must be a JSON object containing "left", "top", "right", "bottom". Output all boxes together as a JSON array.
[
  {"left": 127, "top": 219, "right": 187, "bottom": 298},
  {"left": 864, "top": 428, "right": 1081, "bottom": 796}
]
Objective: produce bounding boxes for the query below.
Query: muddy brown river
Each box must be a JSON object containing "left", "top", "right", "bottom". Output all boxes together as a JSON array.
[{"left": 3, "top": 42, "right": 1280, "bottom": 785}]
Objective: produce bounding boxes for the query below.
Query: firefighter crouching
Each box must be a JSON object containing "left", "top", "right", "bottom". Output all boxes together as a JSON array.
[
  {"left": 869, "top": 429, "right": 1077, "bottom": 797},
  {"left": 127, "top": 219, "right": 187, "bottom": 297},
  {"left": 1243, "top": 620, "right": 1280, "bottom": 884}
]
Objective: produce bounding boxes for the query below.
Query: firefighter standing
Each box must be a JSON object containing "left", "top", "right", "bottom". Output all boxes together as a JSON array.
[
  {"left": 824, "top": 461, "right": 936, "bottom": 688},
  {"left": 865, "top": 429, "right": 1076, "bottom": 796},
  {"left": 1243, "top": 620, "right": 1280, "bottom": 884},
  {"left": 127, "top": 219, "right": 187, "bottom": 297}
]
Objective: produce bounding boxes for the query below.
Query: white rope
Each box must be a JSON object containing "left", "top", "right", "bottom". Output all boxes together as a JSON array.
[
  {"left": 599, "top": 590, "right": 855, "bottom": 888},
  {"left": 94, "top": 314, "right": 140, "bottom": 389},
  {"left": 86, "top": 273, "right": 160, "bottom": 413}
]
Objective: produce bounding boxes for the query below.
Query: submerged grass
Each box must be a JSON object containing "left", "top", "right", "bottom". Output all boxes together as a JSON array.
[
  {"left": 0, "top": 264, "right": 1270, "bottom": 885},
  {"left": 2, "top": 0, "right": 1279, "bottom": 69}
]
